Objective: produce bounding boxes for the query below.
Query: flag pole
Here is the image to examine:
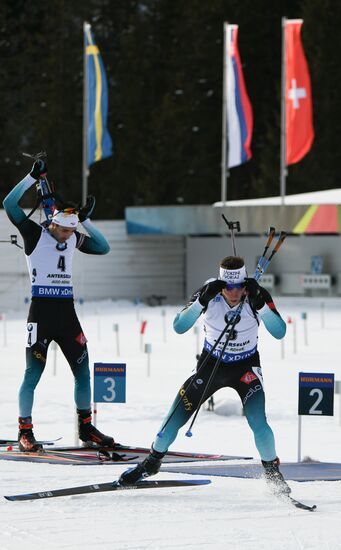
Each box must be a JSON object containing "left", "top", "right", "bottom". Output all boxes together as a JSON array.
[
  {"left": 82, "top": 22, "right": 90, "bottom": 205},
  {"left": 280, "top": 17, "right": 287, "bottom": 205},
  {"left": 221, "top": 22, "right": 229, "bottom": 204}
]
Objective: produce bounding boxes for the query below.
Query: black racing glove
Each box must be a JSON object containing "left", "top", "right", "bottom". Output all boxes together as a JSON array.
[
  {"left": 78, "top": 195, "right": 96, "bottom": 222},
  {"left": 199, "top": 280, "right": 226, "bottom": 308},
  {"left": 244, "top": 277, "right": 266, "bottom": 310},
  {"left": 30, "top": 159, "right": 47, "bottom": 180}
]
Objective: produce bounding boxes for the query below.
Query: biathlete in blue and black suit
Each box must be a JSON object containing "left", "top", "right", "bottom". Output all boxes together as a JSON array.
[
  {"left": 119, "top": 256, "right": 291, "bottom": 495},
  {"left": 3, "top": 159, "right": 115, "bottom": 451}
]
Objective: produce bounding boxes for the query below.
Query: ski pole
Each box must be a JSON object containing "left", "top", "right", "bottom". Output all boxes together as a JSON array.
[
  {"left": 254, "top": 227, "right": 276, "bottom": 279},
  {"left": 185, "top": 298, "right": 245, "bottom": 437},
  {"left": 157, "top": 316, "right": 235, "bottom": 437},
  {"left": 254, "top": 231, "right": 286, "bottom": 281}
]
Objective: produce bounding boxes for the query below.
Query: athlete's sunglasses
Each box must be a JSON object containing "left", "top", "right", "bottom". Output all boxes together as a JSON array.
[
  {"left": 225, "top": 282, "right": 246, "bottom": 290},
  {"left": 60, "top": 207, "right": 79, "bottom": 215}
]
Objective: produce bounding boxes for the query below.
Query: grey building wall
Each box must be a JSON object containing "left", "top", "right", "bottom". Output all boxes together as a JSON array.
[
  {"left": 1, "top": 205, "right": 340, "bottom": 312},
  {"left": 73, "top": 221, "right": 185, "bottom": 303},
  {"left": 186, "top": 234, "right": 341, "bottom": 297}
]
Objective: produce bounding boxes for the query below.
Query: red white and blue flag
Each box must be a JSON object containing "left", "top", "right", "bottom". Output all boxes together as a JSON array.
[{"left": 225, "top": 24, "right": 253, "bottom": 168}]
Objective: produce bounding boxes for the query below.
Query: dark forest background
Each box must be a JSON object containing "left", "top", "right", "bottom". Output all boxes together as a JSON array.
[{"left": 0, "top": 0, "right": 340, "bottom": 219}]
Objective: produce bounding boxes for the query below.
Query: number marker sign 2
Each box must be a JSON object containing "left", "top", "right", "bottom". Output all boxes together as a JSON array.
[
  {"left": 298, "top": 372, "right": 334, "bottom": 416},
  {"left": 297, "top": 372, "right": 334, "bottom": 462}
]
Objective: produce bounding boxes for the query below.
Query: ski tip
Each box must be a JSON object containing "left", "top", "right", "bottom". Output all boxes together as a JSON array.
[
  {"left": 4, "top": 494, "right": 31, "bottom": 501},
  {"left": 287, "top": 496, "right": 317, "bottom": 512},
  {"left": 183, "top": 479, "right": 211, "bottom": 486},
  {"left": 185, "top": 430, "right": 193, "bottom": 438}
]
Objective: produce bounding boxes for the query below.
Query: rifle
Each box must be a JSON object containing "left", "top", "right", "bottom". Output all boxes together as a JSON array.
[{"left": 22, "top": 151, "right": 56, "bottom": 224}]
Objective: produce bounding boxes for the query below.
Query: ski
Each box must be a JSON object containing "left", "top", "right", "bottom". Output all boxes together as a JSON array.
[
  {"left": 286, "top": 495, "right": 317, "bottom": 512},
  {"left": 47, "top": 444, "right": 252, "bottom": 462},
  {"left": 0, "top": 448, "right": 139, "bottom": 465},
  {"left": 4, "top": 478, "right": 211, "bottom": 501},
  {"left": 0, "top": 437, "right": 62, "bottom": 447},
  {"left": 48, "top": 442, "right": 251, "bottom": 460},
  {"left": 272, "top": 491, "right": 317, "bottom": 512},
  {"left": 0, "top": 442, "right": 250, "bottom": 465}
]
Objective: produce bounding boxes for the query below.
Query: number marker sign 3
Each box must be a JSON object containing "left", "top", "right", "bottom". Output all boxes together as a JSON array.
[{"left": 93, "top": 363, "right": 126, "bottom": 403}]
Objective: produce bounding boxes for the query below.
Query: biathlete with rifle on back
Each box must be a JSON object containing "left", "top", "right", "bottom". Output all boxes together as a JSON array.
[{"left": 3, "top": 155, "right": 115, "bottom": 452}]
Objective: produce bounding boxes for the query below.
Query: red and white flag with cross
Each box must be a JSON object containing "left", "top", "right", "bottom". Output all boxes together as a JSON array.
[{"left": 285, "top": 19, "right": 314, "bottom": 165}]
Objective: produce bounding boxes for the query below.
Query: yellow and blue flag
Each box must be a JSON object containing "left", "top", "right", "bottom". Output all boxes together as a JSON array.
[{"left": 85, "top": 24, "right": 113, "bottom": 166}]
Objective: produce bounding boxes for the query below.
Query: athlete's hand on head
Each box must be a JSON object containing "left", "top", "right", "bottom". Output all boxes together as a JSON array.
[
  {"left": 30, "top": 160, "right": 47, "bottom": 180},
  {"left": 244, "top": 278, "right": 266, "bottom": 310},
  {"left": 78, "top": 195, "right": 96, "bottom": 222},
  {"left": 199, "top": 279, "right": 226, "bottom": 308}
]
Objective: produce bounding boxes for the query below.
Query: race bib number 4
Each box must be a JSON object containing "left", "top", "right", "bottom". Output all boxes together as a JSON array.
[{"left": 26, "top": 322, "right": 38, "bottom": 347}]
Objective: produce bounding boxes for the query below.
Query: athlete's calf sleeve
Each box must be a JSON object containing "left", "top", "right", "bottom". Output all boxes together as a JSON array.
[
  {"left": 243, "top": 391, "right": 276, "bottom": 462},
  {"left": 153, "top": 396, "right": 193, "bottom": 454},
  {"left": 73, "top": 364, "right": 91, "bottom": 410},
  {"left": 19, "top": 353, "right": 45, "bottom": 417}
]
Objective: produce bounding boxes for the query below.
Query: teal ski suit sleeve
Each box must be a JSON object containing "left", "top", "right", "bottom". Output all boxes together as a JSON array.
[
  {"left": 173, "top": 297, "right": 204, "bottom": 334},
  {"left": 77, "top": 219, "right": 110, "bottom": 255},
  {"left": 3, "top": 174, "right": 36, "bottom": 226},
  {"left": 257, "top": 303, "right": 286, "bottom": 339},
  {"left": 3, "top": 174, "right": 42, "bottom": 254}
]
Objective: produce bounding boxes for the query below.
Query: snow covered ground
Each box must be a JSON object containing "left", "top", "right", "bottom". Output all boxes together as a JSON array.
[{"left": 0, "top": 297, "right": 340, "bottom": 550}]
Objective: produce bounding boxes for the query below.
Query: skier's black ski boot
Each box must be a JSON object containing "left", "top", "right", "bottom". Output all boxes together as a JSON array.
[
  {"left": 119, "top": 448, "right": 165, "bottom": 485},
  {"left": 262, "top": 457, "right": 291, "bottom": 495},
  {"left": 18, "top": 416, "right": 43, "bottom": 452},
  {"left": 77, "top": 409, "right": 114, "bottom": 447}
]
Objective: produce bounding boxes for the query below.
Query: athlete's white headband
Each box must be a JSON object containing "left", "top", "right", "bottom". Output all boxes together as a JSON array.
[
  {"left": 51, "top": 210, "right": 79, "bottom": 228},
  {"left": 219, "top": 265, "right": 247, "bottom": 285}
]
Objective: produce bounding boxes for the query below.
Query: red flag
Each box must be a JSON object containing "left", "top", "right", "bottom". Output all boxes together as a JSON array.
[
  {"left": 285, "top": 20, "right": 314, "bottom": 165},
  {"left": 140, "top": 320, "right": 147, "bottom": 335}
]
